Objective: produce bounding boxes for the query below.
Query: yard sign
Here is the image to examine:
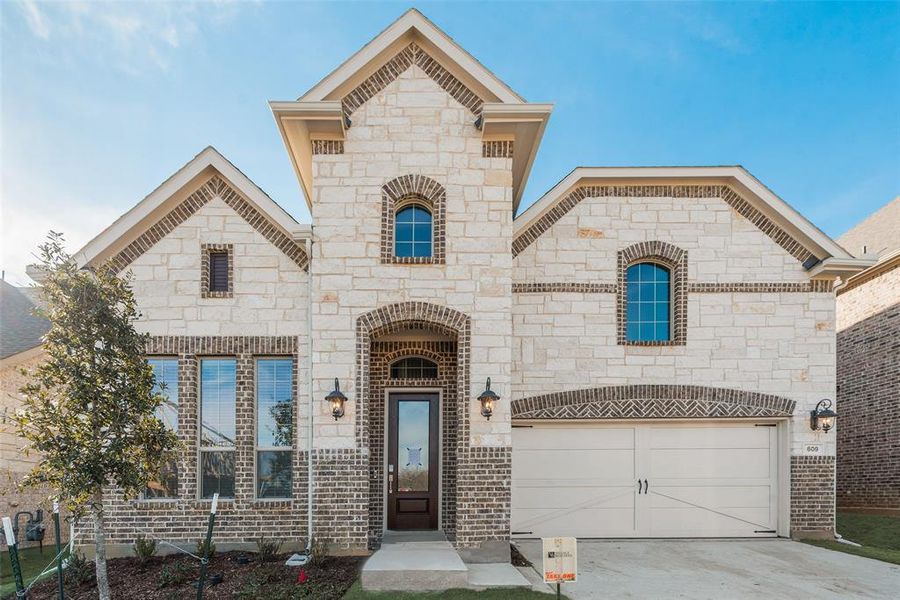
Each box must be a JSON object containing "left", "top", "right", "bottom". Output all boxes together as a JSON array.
[{"left": 542, "top": 536, "right": 577, "bottom": 583}]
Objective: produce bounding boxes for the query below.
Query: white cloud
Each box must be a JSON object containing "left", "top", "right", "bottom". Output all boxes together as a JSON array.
[{"left": 18, "top": 0, "right": 50, "bottom": 39}]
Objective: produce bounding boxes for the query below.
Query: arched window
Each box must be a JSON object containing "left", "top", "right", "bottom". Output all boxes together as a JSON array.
[
  {"left": 625, "top": 262, "right": 671, "bottom": 342},
  {"left": 394, "top": 204, "right": 433, "bottom": 258},
  {"left": 390, "top": 356, "right": 439, "bottom": 379}
]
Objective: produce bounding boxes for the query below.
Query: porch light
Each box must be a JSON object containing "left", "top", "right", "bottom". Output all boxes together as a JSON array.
[
  {"left": 810, "top": 399, "right": 836, "bottom": 433},
  {"left": 326, "top": 378, "right": 347, "bottom": 421},
  {"left": 478, "top": 377, "right": 500, "bottom": 420}
]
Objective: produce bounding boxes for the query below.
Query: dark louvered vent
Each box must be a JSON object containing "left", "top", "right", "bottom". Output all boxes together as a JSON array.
[{"left": 209, "top": 252, "right": 229, "bottom": 292}]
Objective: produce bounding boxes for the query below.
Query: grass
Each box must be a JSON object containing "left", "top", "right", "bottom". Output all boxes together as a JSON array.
[
  {"left": 1, "top": 545, "right": 66, "bottom": 598},
  {"left": 804, "top": 510, "right": 900, "bottom": 565},
  {"left": 343, "top": 582, "right": 565, "bottom": 599}
]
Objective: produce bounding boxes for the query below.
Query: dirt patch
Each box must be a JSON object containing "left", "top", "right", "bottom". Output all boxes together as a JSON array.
[
  {"left": 510, "top": 544, "right": 532, "bottom": 568},
  {"left": 23, "top": 551, "right": 363, "bottom": 600}
]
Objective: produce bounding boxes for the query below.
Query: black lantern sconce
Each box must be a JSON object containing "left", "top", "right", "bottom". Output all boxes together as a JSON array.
[
  {"left": 325, "top": 378, "right": 347, "bottom": 421},
  {"left": 810, "top": 399, "right": 836, "bottom": 433},
  {"left": 478, "top": 377, "right": 500, "bottom": 420}
]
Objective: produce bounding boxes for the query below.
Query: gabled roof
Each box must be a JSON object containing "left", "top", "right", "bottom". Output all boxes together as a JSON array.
[
  {"left": 270, "top": 9, "right": 551, "bottom": 213},
  {"left": 837, "top": 196, "right": 900, "bottom": 259},
  {"left": 513, "top": 166, "right": 865, "bottom": 277},
  {"left": 0, "top": 280, "right": 49, "bottom": 359},
  {"left": 74, "top": 147, "right": 309, "bottom": 270}
]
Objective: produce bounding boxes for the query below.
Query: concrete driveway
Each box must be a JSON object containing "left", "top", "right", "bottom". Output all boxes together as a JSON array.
[{"left": 515, "top": 539, "right": 900, "bottom": 599}]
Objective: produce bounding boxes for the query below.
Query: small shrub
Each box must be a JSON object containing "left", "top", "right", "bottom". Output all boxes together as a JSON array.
[
  {"left": 158, "top": 560, "right": 193, "bottom": 588},
  {"left": 309, "top": 536, "right": 327, "bottom": 566},
  {"left": 196, "top": 537, "right": 216, "bottom": 559},
  {"left": 256, "top": 536, "right": 283, "bottom": 562},
  {"left": 64, "top": 550, "right": 94, "bottom": 586},
  {"left": 133, "top": 534, "right": 157, "bottom": 564}
]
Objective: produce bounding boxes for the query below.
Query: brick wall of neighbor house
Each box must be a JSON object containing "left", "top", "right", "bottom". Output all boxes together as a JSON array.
[
  {"left": 0, "top": 351, "right": 70, "bottom": 549},
  {"left": 512, "top": 188, "right": 837, "bottom": 537},
  {"left": 310, "top": 63, "right": 513, "bottom": 558},
  {"left": 836, "top": 264, "right": 900, "bottom": 508}
]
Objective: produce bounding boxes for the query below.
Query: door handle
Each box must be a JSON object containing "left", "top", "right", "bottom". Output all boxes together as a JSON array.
[
  {"left": 388, "top": 464, "right": 395, "bottom": 495},
  {"left": 643, "top": 479, "right": 649, "bottom": 494},
  {"left": 637, "top": 479, "right": 642, "bottom": 494}
]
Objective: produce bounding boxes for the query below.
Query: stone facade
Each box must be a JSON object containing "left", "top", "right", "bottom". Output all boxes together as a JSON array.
[{"left": 836, "top": 260, "right": 900, "bottom": 508}]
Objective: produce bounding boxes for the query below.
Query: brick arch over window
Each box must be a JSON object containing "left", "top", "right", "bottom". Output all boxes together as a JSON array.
[
  {"left": 511, "top": 385, "right": 796, "bottom": 420},
  {"left": 381, "top": 175, "right": 447, "bottom": 265},
  {"left": 617, "top": 240, "right": 688, "bottom": 346}
]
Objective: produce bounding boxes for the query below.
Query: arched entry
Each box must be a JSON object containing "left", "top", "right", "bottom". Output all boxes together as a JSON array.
[{"left": 356, "top": 302, "right": 471, "bottom": 547}]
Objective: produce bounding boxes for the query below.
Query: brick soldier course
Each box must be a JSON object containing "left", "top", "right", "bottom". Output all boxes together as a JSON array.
[{"left": 53, "top": 9, "right": 866, "bottom": 560}]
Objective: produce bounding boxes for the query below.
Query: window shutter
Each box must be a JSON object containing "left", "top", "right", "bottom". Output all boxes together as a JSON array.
[{"left": 209, "top": 252, "right": 229, "bottom": 292}]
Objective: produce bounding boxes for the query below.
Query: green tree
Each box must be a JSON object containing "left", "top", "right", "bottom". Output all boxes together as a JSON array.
[{"left": 14, "top": 232, "right": 179, "bottom": 600}]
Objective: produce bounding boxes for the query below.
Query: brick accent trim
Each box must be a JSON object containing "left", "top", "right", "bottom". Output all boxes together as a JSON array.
[
  {"left": 482, "top": 141, "right": 514, "bottom": 158},
  {"left": 512, "top": 185, "right": 817, "bottom": 264},
  {"left": 511, "top": 384, "right": 796, "bottom": 420},
  {"left": 108, "top": 176, "right": 309, "bottom": 273},
  {"left": 617, "top": 241, "right": 688, "bottom": 346},
  {"left": 513, "top": 281, "right": 833, "bottom": 294},
  {"left": 200, "top": 243, "right": 234, "bottom": 298},
  {"left": 311, "top": 140, "right": 344, "bottom": 155},
  {"left": 381, "top": 174, "right": 447, "bottom": 265},
  {"left": 146, "top": 336, "right": 297, "bottom": 355},
  {"left": 341, "top": 42, "right": 483, "bottom": 121},
  {"left": 791, "top": 455, "right": 836, "bottom": 537}
]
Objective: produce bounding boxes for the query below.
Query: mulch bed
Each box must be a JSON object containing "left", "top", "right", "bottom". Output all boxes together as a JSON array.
[{"left": 23, "top": 551, "right": 363, "bottom": 600}]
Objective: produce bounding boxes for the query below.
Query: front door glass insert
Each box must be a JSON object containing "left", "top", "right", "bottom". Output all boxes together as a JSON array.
[{"left": 397, "top": 400, "right": 430, "bottom": 492}]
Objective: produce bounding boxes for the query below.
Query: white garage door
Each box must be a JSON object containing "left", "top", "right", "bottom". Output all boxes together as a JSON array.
[{"left": 511, "top": 422, "right": 779, "bottom": 538}]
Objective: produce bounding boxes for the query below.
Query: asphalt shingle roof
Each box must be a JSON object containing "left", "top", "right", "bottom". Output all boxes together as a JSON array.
[{"left": 0, "top": 280, "right": 49, "bottom": 359}]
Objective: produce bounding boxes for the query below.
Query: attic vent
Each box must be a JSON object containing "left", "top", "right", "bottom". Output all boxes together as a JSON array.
[{"left": 209, "top": 252, "right": 229, "bottom": 292}]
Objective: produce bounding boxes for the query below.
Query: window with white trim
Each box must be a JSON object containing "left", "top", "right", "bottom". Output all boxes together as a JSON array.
[
  {"left": 256, "top": 359, "right": 293, "bottom": 499},
  {"left": 200, "top": 359, "right": 236, "bottom": 499}
]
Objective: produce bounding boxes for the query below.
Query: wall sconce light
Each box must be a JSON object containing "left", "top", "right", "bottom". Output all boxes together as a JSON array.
[
  {"left": 478, "top": 377, "right": 500, "bottom": 420},
  {"left": 810, "top": 399, "right": 836, "bottom": 433},
  {"left": 325, "top": 378, "right": 347, "bottom": 421}
]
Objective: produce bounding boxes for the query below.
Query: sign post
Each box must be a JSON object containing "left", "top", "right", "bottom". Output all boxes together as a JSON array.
[
  {"left": 3, "top": 516, "right": 26, "bottom": 599},
  {"left": 196, "top": 493, "right": 219, "bottom": 600},
  {"left": 542, "top": 536, "right": 577, "bottom": 599},
  {"left": 53, "top": 501, "right": 64, "bottom": 600}
]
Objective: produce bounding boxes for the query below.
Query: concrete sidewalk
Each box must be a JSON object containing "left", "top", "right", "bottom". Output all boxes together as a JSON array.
[{"left": 515, "top": 539, "right": 900, "bottom": 599}]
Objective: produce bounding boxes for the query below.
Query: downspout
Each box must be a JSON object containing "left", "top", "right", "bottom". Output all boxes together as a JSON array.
[{"left": 305, "top": 234, "right": 315, "bottom": 555}]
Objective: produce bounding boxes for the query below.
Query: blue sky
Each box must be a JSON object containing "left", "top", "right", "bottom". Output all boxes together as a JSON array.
[{"left": 1, "top": 1, "right": 898, "bottom": 285}]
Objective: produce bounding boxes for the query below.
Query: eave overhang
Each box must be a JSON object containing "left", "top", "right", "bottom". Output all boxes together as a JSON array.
[
  {"left": 808, "top": 257, "right": 878, "bottom": 280},
  {"left": 480, "top": 103, "right": 553, "bottom": 214},
  {"left": 269, "top": 101, "right": 345, "bottom": 210}
]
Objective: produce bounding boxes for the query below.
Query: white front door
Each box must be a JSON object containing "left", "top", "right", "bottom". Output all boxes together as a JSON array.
[{"left": 511, "top": 422, "right": 780, "bottom": 538}]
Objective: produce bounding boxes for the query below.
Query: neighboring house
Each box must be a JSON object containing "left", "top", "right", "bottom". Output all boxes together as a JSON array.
[
  {"left": 835, "top": 197, "right": 900, "bottom": 510},
  {"left": 0, "top": 278, "right": 60, "bottom": 548},
  {"left": 67, "top": 10, "right": 869, "bottom": 560}
]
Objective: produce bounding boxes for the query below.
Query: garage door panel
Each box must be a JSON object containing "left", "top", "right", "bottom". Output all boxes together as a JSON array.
[
  {"left": 649, "top": 448, "right": 771, "bottom": 479},
  {"left": 513, "top": 448, "right": 635, "bottom": 481},
  {"left": 513, "top": 484, "right": 636, "bottom": 510},
  {"left": 648, "top": 507, "right": 773, "bottom": 536},
  {"left": 647, "top": 485, "right": 772, "bottom": 509},
  {"left": 647, "top": 427, "right": 771, "bottom": 449},
  {"left": 512, "top": 508, "right": 636, "bottom": 537},
  {"left": 513, "top": 427, "right": 634, "bottom": 450}
]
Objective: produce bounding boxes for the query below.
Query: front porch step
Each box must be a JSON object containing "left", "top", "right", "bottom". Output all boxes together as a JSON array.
[
  {"left": 360, "top": 531, "right": 531, "bottom": 592},
  {"left": 361, "top": 533, "right": 468, "bottom": 591}
]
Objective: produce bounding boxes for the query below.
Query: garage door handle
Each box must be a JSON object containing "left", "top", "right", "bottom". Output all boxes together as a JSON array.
[
  {"left": 643, "top": 479, "right": 649, "bottom": 494},
  {"left": 637, "top": 480, "right": 642, "bottom": 494}
]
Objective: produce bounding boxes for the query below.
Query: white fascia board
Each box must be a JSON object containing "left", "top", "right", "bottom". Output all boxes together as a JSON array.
[
  {"left": 299, "top": 9, "right": 523, "bottom": 105},
  {"left": 514, "top": 166, "right": 854, "bottom": 261},
  {"left": 74, "top": 147, "right": 301, "bottom": 268},
  {"left": 807, "top": 257, "right": 876, "bottom": 279}
]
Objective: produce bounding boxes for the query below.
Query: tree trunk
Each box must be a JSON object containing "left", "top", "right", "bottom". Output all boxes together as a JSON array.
[{"left": 92, "top": 502, "right": 111, "bottom": 600}]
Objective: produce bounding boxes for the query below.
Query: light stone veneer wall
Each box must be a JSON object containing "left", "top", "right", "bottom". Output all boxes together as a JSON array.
[
  {"left": 513, "top": 193, "right": 836, "bottom": 456},
  {"left": 311, "top": 66, "right": 513, "bottom": 449},
  {"left": 1, "top": 351, "right": 69, "bottom": 547}
]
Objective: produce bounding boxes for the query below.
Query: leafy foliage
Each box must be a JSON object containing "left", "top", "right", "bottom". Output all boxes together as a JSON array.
[
  {"left": 157, "top": 560, "right": 193, "bottom": 588},
  {"left": 133, "top": 534, "right": 158, "bottom": 564},
  {"left": 309, "top": 536, "right": 328, "bottom": 567},
  {"left": 197, "top": 538, "right": 217, "bottom": 559},
  {"left": 64, "top": 551, "right": 95, "bottom": 586},
  {"left": 255, "top": 537, "right": 284, "bottom": 562},
  {"left": 13, "top": 232, "right": 180, "bottom": 516}
]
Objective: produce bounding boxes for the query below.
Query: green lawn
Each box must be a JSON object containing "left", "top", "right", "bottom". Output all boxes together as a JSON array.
[
  {"left": 804, "top": 510, "right": 900, "bottom": 565},
  {"left": 343, "top": 582, "right": 563, "bottom": 599},
  {"left": 1, "top": 546, "right": 65, "bottom": 598}
]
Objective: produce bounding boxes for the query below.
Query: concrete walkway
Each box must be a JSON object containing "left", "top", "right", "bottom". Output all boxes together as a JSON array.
[{"left": 515, "top": 539, "right": 900, "bottom": 599}]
